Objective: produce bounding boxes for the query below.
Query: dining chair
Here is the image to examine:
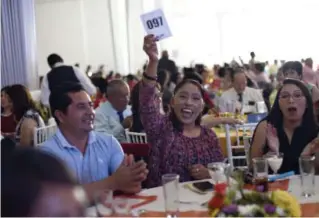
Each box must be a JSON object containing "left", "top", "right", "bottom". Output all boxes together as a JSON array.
[
  {"left": 224, "top": 123, "right": 258, "bottom": 170},
  {"left": 125, "top": 129, "right": 147, "bottom": 144},
  {"left": 33, "top": 124, "right": 57, "bottom": 147}
]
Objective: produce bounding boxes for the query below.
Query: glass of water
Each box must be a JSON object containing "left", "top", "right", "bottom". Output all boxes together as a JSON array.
[
  {"left": 95, "top": 189, "right": 113, "bottom": 217},
  {"left": 162, "top": 174, "right": 179, "bottom": 218},
  {"left": 299, "top": 155, "right": 316, "bottom": 197},
  {"left": 207, "top": 162, "right": 228, "bottom": 184},
  {"left": 252, "top": 157, "right": 269, "bottom": 192}
]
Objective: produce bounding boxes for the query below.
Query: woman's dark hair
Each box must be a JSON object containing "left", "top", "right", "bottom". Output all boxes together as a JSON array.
[
  {"left": 170, "top": 79, "right": 204, "bottom": 132},
  {"left": 2, "top": 148, "right": 75, "bottom": 217},
  {"left": 183, "top": 72, "right": 203, "bottom": 84},
  {"left": 267, "top": 79, "right": 316, "bottom": 129},
  {"left": 6, "top": 84, "right": 38, "bottom": 122}
]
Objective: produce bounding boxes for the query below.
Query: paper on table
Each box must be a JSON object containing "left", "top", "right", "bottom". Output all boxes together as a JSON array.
[{"left": 140, "top": 9, "right": 172, "bottom": 40}]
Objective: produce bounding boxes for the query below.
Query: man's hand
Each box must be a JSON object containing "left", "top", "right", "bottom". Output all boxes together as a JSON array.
[
  {"left": 111, "top": 159, "right": 148, "bottom": 193},
  {"left": 122, "top": 116, "right": 132, "bottom": 129},
  {"left": 189, "top": 164, "right": 210, "bottom": 180},
  {"left": 143, "top": 35, "right": 158, "bottom": 61}
]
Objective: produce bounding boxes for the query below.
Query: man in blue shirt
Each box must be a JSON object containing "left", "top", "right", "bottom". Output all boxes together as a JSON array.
[{"left": 40, "top": 82, "right": 147, "bottom": 200}]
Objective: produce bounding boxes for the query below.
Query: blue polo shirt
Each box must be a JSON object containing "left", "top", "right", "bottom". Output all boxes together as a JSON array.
[{"left": 40, "top": 128, "right": 124, "bottom": 184}]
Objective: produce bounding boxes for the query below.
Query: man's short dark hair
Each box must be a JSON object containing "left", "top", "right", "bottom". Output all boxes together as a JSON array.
[
  {"left": 47, "top": 53, "right": 63, "bottom": 68},
  {"left": 49, "top": 82, "right": 85, "bottom": 125},
  {"left": 282, "top": 61, "right": 303, "bottom": 77}
]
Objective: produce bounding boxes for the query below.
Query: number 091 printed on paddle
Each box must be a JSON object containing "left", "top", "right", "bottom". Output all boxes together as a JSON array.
[{"left": 140, "top": 9, "right": 172, "bottom": 41}]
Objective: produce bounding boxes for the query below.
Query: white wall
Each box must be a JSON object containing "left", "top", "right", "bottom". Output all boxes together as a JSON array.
[{"left": 35, "top": 0, "right": 149, "bottom": 76}]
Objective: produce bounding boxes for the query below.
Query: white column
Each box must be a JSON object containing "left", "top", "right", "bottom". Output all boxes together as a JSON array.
[{"left": 22, "top": 0, "right": 39, "bottom": 90}]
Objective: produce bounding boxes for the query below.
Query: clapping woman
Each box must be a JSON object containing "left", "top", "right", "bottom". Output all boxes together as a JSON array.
[{"left": 251, "top": 79, "right": 319, "bottom": 173}]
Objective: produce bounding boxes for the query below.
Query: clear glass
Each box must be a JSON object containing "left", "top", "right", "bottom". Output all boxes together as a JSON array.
[
  {"left": 95, "top": 190, "right": 113, "bottom": 217},
  {"left": 299, "top": 156, "right": 316, "bottom": 197},
  {"left": 252, "top": 157, "right": 268, "bottom": 179},
  {"left": 207, "top": 162, "right": 228, "bottom": 184},
  {"left": 113, "top": 197, "right": 131, "bottom": 216},
  {"left": 264, "top": 152, "right": 284, "bottom": 175},
  {"left": 162, "top": 174, "right": 179, "bottom": 218}
]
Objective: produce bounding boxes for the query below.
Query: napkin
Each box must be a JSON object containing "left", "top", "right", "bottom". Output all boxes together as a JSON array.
[{"left": 115, "top": 194, "right": 157, "bottom": 209}]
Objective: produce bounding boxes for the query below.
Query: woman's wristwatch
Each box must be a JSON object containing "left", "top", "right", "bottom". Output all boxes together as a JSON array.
[{"left": 143, "top": 72, "right": 157, "bottom": 81}]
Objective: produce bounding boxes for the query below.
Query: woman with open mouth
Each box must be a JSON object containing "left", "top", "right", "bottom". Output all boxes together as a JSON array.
[
  {"left": 140, "top": 35, "right": 225, "bottom": 188},
  {"left": 250, "top": 79, "right": 319, "bottom": 174}
]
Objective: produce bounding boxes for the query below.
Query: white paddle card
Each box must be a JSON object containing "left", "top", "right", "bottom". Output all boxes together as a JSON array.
[{"left": 140, "top": 9, "right": 172, "bottom": 40}]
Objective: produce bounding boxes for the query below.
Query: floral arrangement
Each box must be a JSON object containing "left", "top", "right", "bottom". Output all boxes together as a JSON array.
[{"left": 208, "top": 172, "right": 301, "bottom": 217}]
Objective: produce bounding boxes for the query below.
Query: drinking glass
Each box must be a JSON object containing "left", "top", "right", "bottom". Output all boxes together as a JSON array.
[
  {"left": 252, "top": 157, "right": 268, "bottom": 192},
  {"left": 113, "top": 197, "right": 131, "bottom": 216},
  {"left": 207, "top": 162, "right": 228, "bottom": 184},
  {"left": 299, "top": 156, "right": 316, "bottom": 197},
  {"left": 162, "top": 174, "right": 179, "bottom": 218},
  {"left": 95, "top": 189, "right": 113, "bottom": 217},
  {"left": 264, "top": 152, "right": 284, "bottom": 175}
]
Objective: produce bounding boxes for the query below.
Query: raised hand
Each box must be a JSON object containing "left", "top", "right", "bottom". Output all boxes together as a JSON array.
[
  {"left": 143, "top": 35, "right": 158, "bottom": 61},
  {"left": 266, "top": 123, "right": 279, "bottom": 154}
]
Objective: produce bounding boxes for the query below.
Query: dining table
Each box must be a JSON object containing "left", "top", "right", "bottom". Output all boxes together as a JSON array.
[{"left": 86, "top": 175, "right": 319, "bottom": 217}]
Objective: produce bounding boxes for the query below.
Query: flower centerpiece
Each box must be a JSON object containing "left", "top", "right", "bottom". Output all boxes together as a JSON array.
[{"left": 208, "top": 171, "right": 301, "bottom": 217}]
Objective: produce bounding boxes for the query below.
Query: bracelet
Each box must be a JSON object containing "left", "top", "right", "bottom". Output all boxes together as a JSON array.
[{"left": 143, "top": 72, "right": 157, "bottom": 81}]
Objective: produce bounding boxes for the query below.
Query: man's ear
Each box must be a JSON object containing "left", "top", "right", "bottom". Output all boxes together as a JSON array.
[{"left": 54, "top": 110, "right": 65, "bottom": 124}]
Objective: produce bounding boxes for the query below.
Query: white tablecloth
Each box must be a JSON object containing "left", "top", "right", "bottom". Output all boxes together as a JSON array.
[{"left": 86, "top": 175, "right": 319, "bottom": 216}]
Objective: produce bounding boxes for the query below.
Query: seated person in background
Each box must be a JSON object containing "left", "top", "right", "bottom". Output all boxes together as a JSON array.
[
  {"left": 6, "top": 85, "right": 45, "bottom": 146},
  {"left": 2, "top": 148, "right": 88, "bottom": 217},
  {"left": 41, "top": 82, "right": 147, "bottom": 200},
  {"left": 1, "top": 86, "right": 16, "bottom": 138},
  {"left": 126, "top": 74, "right": 139, "bottom": 91},
  {"left": 219, "top": 67, "right": 264, "bottom": 114},
  {"left": 141, "top": 35, "right": 224, "bottom": 188},
  {"left": 269, "top": 68, "right": 285, "bottom": 106},
  {"left": 91, "top": 77, "right": 108, "bottom": 109},
  {"left": 94, "top": 79, "right": 132, "bottom": 142},
  {"left": 282, "top": 61, "right": 319, "bottom": 103},
  {"left": 157, "top": 69, "right": 174, "bottom": 113},
  {"left": 130, "top": 81, "right": 164, "bottom": 133},
  {"left": 250, "top": 79, "right": 319, "bottom": 174}
]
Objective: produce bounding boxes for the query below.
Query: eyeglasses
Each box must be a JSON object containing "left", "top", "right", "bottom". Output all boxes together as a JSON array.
[{"left": 279, "top": 92, "right": 304, "bottom": 100}]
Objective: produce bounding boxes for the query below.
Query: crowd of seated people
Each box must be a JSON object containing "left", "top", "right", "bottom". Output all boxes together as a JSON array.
[{"left": 2, "top": 34, "right": 319, "bottom": 216}]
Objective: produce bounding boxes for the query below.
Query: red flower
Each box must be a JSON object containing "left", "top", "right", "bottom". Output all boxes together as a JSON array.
[{"left": 208, "top": 183, "right": 227, "bottom": 209}]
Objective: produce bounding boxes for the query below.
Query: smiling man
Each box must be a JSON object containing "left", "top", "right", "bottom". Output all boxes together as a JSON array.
[{"left": 40, "top": 82, "right": 147, "bottom": 200}]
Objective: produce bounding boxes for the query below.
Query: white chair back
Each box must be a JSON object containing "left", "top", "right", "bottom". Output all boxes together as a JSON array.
[
  {"left": 125, "top": 129, "right": 147, "bottom": 143},
  {"left": 224, "top": 123, "right": 258, "bottom": 170},
  {"left": 33, "top": 124, "right": 57, "bottom": 146}
]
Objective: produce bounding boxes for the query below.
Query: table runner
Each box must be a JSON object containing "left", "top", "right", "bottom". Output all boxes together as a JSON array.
[{"left": 140, "top": 203, "right": 319, "bottom": 217}]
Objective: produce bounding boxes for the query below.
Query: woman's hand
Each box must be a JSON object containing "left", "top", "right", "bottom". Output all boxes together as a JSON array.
[
  {"left": 189, "top": 164, "right": 210, "bottom": 180},
  {"left": 302, "top": 137, "right": 319, "bottom": 156},
  {"left": 266, "top": 123, "right": 279, "bottom": 154},
  {"left": 222, "top": 117, "right": 243, "bottom": 125},
  {"left": 143, "top": 35, "right": 159, "bottom": 62},
  {"left": 122, "top": 115, "right": 133, "bottom": 129}
]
